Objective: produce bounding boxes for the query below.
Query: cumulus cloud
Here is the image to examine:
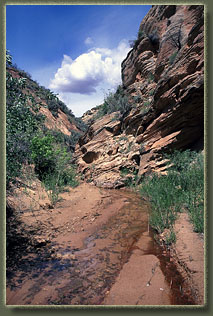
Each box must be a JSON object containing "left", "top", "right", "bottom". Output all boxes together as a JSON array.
[
  {"left": 58, "top": 91, "right": 105, "bottom": 117},
  {"left": 49, "top": 40, "right": 130, "bottom": 95}
]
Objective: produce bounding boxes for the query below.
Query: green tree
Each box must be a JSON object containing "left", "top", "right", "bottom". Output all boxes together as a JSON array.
[{"left": 30, "top": 134, "right": 56, "bottom": 180}]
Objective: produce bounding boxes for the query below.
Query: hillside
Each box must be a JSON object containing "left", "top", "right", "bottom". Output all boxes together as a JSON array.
[
  {"left": 7, "top": 65, "right": 87, "bottom": 137},
  {"left": 6, "top": 59, "right": 88, "bottom": 191},
  {"left": 74, "top": 5, "right": 204, "bottom": 188}
]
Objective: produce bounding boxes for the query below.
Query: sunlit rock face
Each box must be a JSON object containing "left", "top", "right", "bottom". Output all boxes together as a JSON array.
[{"left": 75, "top": 5, "right": 204, "bottom": 187}]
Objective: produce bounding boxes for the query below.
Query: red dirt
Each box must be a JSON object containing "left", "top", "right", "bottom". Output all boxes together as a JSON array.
[
  {"left": 171, "top": 212, "right": 205, "bottom": 305},
  {"left": 6, "top": 183, "right": 204, "bottom": 306}
]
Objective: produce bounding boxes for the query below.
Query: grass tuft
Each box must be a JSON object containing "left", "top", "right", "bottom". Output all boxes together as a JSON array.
[{"left": 140, "top": 150, "right": 204, "bottom": 235}]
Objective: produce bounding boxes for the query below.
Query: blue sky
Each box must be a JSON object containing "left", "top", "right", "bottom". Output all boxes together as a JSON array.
[{"left": 6, "top": 5, "right": 151, "bottom": 116}]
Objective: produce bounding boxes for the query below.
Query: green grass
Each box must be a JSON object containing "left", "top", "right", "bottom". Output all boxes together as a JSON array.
[
  {"left": 140, "top": 150, "right": 204, "bottom": 238},
  {"left": 140, "top": 173, "right": 180, "bottom": 233},
  {"left": 164, "top": 229, "right": 177, "bottom": 246},
  {"left": 43, "top": 166, "right": 78, "bottom": 205}
]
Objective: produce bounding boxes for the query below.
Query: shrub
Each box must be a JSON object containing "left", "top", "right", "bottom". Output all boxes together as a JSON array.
[
  {"left": 126, "top": 141, "right": 133, "bottom": 153},
  {"left": 31, "top": 134, "right": 78, "bottom": 204},
  {"left": 6, "top": 50, "right": 12, "bottom": 66},
  {"left": 95, "top": 102, "right": 109, "bottom": 119},
  {"left": 148, "top": 30, "right": 159, "bottom": 47},
  {"left": 6, "top": 52, "right": 80, "bottom": 200},
  {"left": 30, "top": 134, "right": 56, "bottom": 180},
  {"left": 75, "top": 117, "right": 88, "bottom": 133},
  {"left": 144, "top": 101, "right": 151, "bottom": 107},
  {"left": 50, "top": 129, "right": 81, "bottom": 151},
  {"left": 67, "top": 130, "right": 82, "bottom": 150},
  {"left": 138, "top": 29, "right": 145, "bottom": 40},
  {"left": 140, "top": 100, "right": 151, "bottom": 115},
  {"left": 6, "top": 70, "right": 43, "bottom": 188},
  {"left": 139, "top": 144, "right": 145, "bottom": 154},
  {"left": 6, "top": 52, "right": 80, "bottom": 203},
  {"left": 133, "top": 95, "right": 141, "bottom": 103},
  {"left": 129, "top": 29, "right": 146, "bottom": 48},
  {"left": 95, "top": 85, "right": 131, "bottom": 119}
]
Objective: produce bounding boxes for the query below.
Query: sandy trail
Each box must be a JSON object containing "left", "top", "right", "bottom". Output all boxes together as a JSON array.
[{"left": 6, "top": 183, "right": 203, "bottom": 306}]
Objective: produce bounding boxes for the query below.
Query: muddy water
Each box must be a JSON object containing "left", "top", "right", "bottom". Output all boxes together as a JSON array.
[{"left": 6, "top": 189, "right": 195, "bottom": 306}]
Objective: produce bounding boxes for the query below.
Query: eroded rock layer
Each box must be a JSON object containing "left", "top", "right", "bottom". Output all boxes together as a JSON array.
[{"left": 75, "top": 5, "right": 204, "bottom": 188}]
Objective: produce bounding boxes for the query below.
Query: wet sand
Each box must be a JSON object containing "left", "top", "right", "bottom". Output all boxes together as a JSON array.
[{"left": 6, "top": 183, "right": 202, "bottom": 306}]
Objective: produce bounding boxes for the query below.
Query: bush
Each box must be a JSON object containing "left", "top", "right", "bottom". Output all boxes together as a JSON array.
[
  {"left": 164, "top": 229, "right": 176, "bottom": 246},
  {"left": 68, "top": 130, "right": 81, "bottom": 148},
  {"left": 138, "top": 29, "right": 145, "bottom": 40},
  {"left": 6, "top": 71, "right": 44, "bottom": 188},
  {"left": 47, "top": 129, "right": 82, "bottom": 152},
  {"left": 31, "top": 134, "right": 78, "bottom": 204},
  {"left": 149, "top": 89, "right": 155, "bottom": 96},
  {"left": 30, "top": 134, "right": 56, "bottom": 180},
  {"left": 148, "top": 30, "right": 159, "bottom": 47},
  {"left": 96, "top": 85, "right": 131, "bottom": 119},
  {"left": 75, "top": 117, "right": 88, "bottom": 133},
  {"left": 6, "top": 50, "right": 12, "bottom": 66}
]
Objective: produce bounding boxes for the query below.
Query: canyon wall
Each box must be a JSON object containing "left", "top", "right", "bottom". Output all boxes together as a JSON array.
[{"left": 75, "top": 5, "right": 204, "bottom": 188}]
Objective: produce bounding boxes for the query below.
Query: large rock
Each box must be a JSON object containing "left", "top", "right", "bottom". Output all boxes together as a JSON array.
[
  {"left": 121, "top": 4, "right": 204, "bottom": 177},
  {"left": 75, "top": 112, "right": 141, "bottom": 188},
  {"left": 75, "top": 5, "right": 204, "bottom": 187}
]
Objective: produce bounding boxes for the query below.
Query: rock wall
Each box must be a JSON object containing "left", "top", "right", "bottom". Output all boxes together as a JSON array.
[{"left": 75, "top": 5, "right": 204, "bottom": 188}]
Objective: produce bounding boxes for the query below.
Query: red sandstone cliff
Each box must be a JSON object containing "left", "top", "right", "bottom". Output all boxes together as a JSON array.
[{"left": 75, "top": 5, "right": 204, "bottom": 188}]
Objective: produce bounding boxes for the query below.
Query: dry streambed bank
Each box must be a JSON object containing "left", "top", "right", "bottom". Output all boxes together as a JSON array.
[{"left": 6, "top": 183, "right": 203, "bottom": 306}]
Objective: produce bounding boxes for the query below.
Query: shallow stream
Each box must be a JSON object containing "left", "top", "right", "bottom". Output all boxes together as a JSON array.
[{"left": 6, "top": 189, "right": 195, "bottom": 305}]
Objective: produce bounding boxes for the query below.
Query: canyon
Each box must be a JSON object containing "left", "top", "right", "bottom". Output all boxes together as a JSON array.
[{"left": 6, "top": 5, "right": 205, "bottom": 307}]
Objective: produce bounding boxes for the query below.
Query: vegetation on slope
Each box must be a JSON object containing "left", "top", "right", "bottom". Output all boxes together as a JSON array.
[
  {"left": 95, "top": 85, "right": 131, "bottom": 120},
  {"left": 140, "top": 150, "right": 204, "bottom": 243},
  {"left": 118, "top": 148, "right": 204, "bottom": 244},
  {"left": 6, "top": 51, "right": 82, "bottom": 203}
]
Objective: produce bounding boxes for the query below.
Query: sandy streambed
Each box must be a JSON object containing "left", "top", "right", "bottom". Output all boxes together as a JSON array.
[{"left": 6, "top": 183, "right": 203, "bottom": 306}]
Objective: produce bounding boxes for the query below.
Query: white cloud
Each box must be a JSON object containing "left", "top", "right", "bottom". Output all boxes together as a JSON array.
[
  {"left": 84, "top": 37, "right": 93, "bottom": 45},
  {"left": 58, "top": 91, "right": 106, "bottom": 117},
  {"left": 49, "top": 40, "right": 130, "bottom": 95}
]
